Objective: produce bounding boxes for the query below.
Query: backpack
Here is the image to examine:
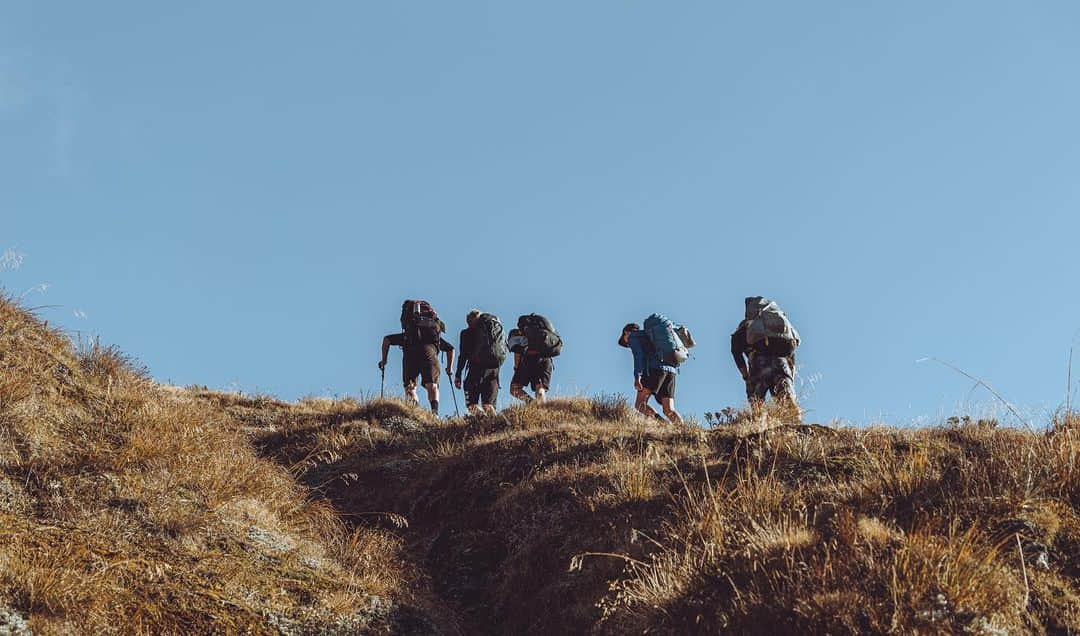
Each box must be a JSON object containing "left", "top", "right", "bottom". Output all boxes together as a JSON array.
[
  {"left": 643, "top": 313, "right": 689, "bottom": 367},
  {"left": 506, "top": 328, "right": 529, "bottom": 354},
  {"left": 470, "top": 313, "right": 508, "bottom": 368},
  {"left": 675, "top": 325, "right": 696, "bottom": 349},
  {"left": 517, "top": 314, "right": 562, "bottom": 357},
  {"left": 400, "top": 299, "right": 442, "bottom": 346},
  {"left": 744, "top": 297, "right": 799, "bottom": 355}
]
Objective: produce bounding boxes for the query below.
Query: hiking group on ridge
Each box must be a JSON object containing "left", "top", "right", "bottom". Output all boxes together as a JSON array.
[
  {"left": 379, "top": 296, "right": 800, "bottom": 420},
  {"left": 380, "top": 302, "right": 563, "bottom": 415}
]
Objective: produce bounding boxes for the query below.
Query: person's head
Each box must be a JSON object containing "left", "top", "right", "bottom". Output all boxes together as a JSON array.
[
  {"left": 618, "top": 322, "right": 641, "bottom": 347},
  {"left": 466, "top": 309, "right": 482, "bottom": 327}
]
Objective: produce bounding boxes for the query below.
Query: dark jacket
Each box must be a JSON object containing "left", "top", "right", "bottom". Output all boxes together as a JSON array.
[{"left": 456, "top": 328, "right": 474, "bottom": 376}]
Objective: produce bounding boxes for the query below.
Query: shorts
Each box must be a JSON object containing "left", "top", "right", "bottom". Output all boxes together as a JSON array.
[
  {"left": 511, "top": 355, "right": 553, "bottom": 391},
  {"left": 640, "top": 368, "right": 677, "bottom": 401},
  {"left": 403, "top": 345, "right": 441, "bottom": 388},
  {"left": 747, "top": 355, "right": 794, "bottom": 401},
  {"left": 464, "top": 367, "right": 500, "bottom": 406}
]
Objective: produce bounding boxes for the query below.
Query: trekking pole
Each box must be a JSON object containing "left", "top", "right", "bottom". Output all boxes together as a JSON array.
[
  {"left": 445, "top": 352, "right": 460, "bottom": 417},
  {"left": 380, "top": 365, "right": 386, "bottom": 399}
]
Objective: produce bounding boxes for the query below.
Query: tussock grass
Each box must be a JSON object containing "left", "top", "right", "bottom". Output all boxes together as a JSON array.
[
  {"left": 226, "top": 390, "right": 1079, "bottom": 635},
  {"left": 0, "top": 296, "right": 433, "bottom": 634},
  {"left": 4, "top": 290, "right": 1076, "bottom": 634}
]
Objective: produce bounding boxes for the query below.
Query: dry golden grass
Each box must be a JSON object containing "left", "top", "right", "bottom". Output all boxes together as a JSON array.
[
  {"left": 0, "top": 296, "right": 436, "bottom": 634},
  {"left": 223, "top": 393, "right": 1078, "bottom": 635},
  {"left": 3, "top": 291, "right": 1076, "bottom": 634}
]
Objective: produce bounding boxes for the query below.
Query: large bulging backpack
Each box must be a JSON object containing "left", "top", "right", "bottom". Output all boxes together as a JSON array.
[
  {"left": 470, "top": 313, "right": 508, "bottom": 368},
  {"left": 400, "top": 299, "right": 442, "bottom": 346},
  {"left": 506, "top": 328, "right": 529, "bottom": 354},
  {"left": 517, "top": 314, "right": 563, "bottom": 357},
  {"left": 744, "top": 297, "right": 800, "bottom": 354},
  {"left": 643, "top": 313, "right": 690, "bottom": 367}
]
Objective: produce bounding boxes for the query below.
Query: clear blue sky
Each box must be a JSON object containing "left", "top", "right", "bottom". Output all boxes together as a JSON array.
[{"left": 3, "top": 2, "right": 1079, "bottom": 424}]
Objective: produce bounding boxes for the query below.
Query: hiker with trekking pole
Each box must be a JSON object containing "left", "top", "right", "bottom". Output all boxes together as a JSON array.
[
  {"left": 618, "top": 314, "right": 694, "bottom": 424},
  {"left": 378, "top": 299, "right": 455, "bottom": 415},
  {"left": 731, "top": 296, "right": 801, "bottom": 420},
  {"left": 454, "top": 309, "right": 507, "bottom": 415}
]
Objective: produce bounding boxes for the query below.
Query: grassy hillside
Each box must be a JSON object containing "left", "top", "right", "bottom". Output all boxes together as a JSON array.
[
  {"left": 0, "top": 297, "right": 443, "bottom": 634},
  {"left": 2, "top": 294, "right": 1077, "bottom": 634},
  {"left": 216, "top": 394, "right": 1078, "bottom": 634}
]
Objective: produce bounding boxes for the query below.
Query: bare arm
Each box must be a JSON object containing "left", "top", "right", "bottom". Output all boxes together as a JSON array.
[{"left": 380, "top": 336, "right": 391, "bottom": 367}]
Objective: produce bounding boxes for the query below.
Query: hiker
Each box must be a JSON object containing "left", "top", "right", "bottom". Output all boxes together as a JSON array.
[
  {"left": 509, "top": 314, "right": 562, "bottom": 404},
  {"left": 454, "top": 309, "right": 507, "bottom": 415},
  {"left": 731, "top": 296, "right": 800, "bottom": 417},
  {"left": 618, "top": 315, "right": 694, "bottom": 423},
  {"left": 379, "top": 299, "right": 455, "bottom": 414}
]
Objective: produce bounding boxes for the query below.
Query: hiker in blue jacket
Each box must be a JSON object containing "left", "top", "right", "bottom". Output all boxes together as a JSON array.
[{"left": 618, "top": 323, "right": 683, "bottom": 423}]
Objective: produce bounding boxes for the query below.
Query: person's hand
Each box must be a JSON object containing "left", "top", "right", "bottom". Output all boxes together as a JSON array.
[
  {"left": 634, "top": 376, "right": 644, "bottom": 392},
  {"left": 377, "top": 360, "right": 386, "bottom": 371},
  {"left": 446, "top": 366, "right": 454, "bottom": 379},
  {"left": 454, "top": 375, "right": 462, "bottom": 390}
]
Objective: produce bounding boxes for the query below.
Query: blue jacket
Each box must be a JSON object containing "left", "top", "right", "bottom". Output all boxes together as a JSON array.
[{"left": 627, "top": 330, "right": 676, "bottom": 377}]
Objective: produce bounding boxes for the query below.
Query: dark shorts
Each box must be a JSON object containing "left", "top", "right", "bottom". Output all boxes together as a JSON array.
[
  {"left": 641, "top": 368, "right": 677, "bottom": 401},
  {"left": 464, "top": 367, "right": 500, "bottom": 406},
  {"left": 747, "top": 355, "right": 794, "bottom": 401},
  {"left": 511, "top": 355, "right": 553, "bottom": 391},
  {"left": 403, "top": 345, "right": 441, "bottom": 388}
]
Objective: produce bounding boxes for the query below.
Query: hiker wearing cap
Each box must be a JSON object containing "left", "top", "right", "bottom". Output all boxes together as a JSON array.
[
  {"left": 731, "top": 296, "right": 800, "bottom": 417},
  {"left": 379, "top": 299, "right": 455, "bottom": 414},
  {"left": 618, "top": 318, "right": 689, "bottom": 424},
  {"left": 454, "top": 309, "right": 507, "bottom": 415},
  {"left": 509, "top": 314, "right": 563, "bottom": 404}
]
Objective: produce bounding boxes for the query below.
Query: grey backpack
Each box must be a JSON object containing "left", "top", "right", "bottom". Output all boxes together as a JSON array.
[{"left": 744, "top": 297, "right": 800, "bottom": 352}]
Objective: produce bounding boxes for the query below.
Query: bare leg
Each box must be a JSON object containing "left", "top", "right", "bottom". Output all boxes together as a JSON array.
[
  {"left": 424, "top": 382, "right": 440, "bottom": 413},
  {"left": 635, "top": 390, "right": 662, "bottom": 420},
  {"left": 660, "top": 397, "right": 682, "bottom": 424},
  {"left": 510, "top": 384, "right": 533, "bottom": 404}
]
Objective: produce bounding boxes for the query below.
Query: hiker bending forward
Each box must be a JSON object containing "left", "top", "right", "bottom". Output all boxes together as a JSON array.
[
  {"left": 454, "top": 309, "right": 506, "bottom": 415},
  {"left": 509, "top": 314, "right": 562, "bottom": 404},
  {"left": 619, "top": 323, "right": 683, "bottom": 423},
  {"left": 731, "top": 296, "right": 800, "bottom": 417},
  {"left": 379, "top": 332, "right": 454, "bottom": 414}
]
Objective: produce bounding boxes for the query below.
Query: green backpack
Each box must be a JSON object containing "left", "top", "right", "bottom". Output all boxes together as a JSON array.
[{"left": 470, "top": 313, "right": 508, "bottom": 368}]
